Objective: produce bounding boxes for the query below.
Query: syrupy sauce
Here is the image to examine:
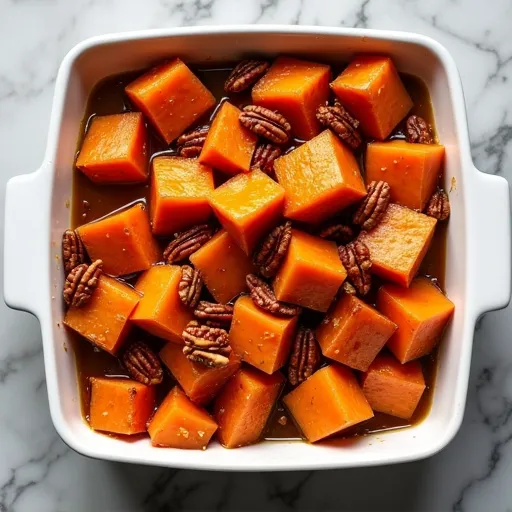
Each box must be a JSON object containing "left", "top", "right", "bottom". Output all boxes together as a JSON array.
[{"left": 71, "top": 64, "right": 446, "bottom": 443}]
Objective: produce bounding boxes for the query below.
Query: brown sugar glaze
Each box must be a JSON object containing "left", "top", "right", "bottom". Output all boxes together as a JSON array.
[{"left": 71, "top": 66, "right": 446, "bottom": 443}]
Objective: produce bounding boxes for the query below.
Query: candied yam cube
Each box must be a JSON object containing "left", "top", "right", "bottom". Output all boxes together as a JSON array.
[
  {"left": 209, "top": 170, "right": 285, "bottom": 254},
  {"left": 214, "top": 366, "right": 284, "bottom": 448},
  {"left": 150, "top": 156, "right": 214, "bottom": 236},
  {"left": 316, "top": 294, "right": 397, "bottom": 371},
  {"left": 377, "top": 277, "right": 455, "bottom": 363},
  {"left": 358, "top": 204, "right": 437, "bottom": 287},
  {"left": 125, "top": 59, "right": 216, "bottom": 144},
  {"left": 361, "top": 353, "right": 426, "bottom": 419},
  {"left": 283, "top": 365, "right": 373, "bottom": 443},
  {"left": 64, "top": 275, "right": 140, "bottom": 354},
  {"left": 147, "top": 387, "right": 218, "bottom": 449},
  {"left": 366, "top": 141, "right": 445, "bottom": 211},
  {"left": 76, "top": 112, "right": 148, "bottom": 184},
  {"left": 331, "top": 55, "right": 413, "bottom": 140},
  {"left": 274, "top": 229, "right": 346, "bottom": 313},
  {"left": 274, "top": 130, "right": 366, "bottom": 224},
  {"left": 252, "top": 56, "right": 331, "bottom": 140},
  {"left": 89, "top": 377, "right": 155, "bottom": 435},
  {"left": 131, "top": 265, "right": 194, "bottom": 344},
  {"left": 199, "top": 101, "right": 258, "bottom": 175},
  {"left": 77, "top": 203, "right": 161, "bottom": 276}
]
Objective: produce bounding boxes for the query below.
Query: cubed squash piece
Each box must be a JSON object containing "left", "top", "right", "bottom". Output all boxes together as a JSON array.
[
  {"left": 150, "top": 156, "right": 214, "bottom": 236},
  {"left": 358, "top": 204, "right": 437, "bottom": 287},
  {"left": 377, "top": 277, "right": 455, "bottom": 363},
  {"left": 331, "top": 55, "right": 413, "bottom": 140},
  {"left": 252, "top": 56, "right": 331, "bottom": 140},
  {"left": 209, "top": 170, "right": 285, "bottom": 254},
  {"left": 283, "top": 365, "right": 374, "bottom": 443},
  {"left": 160, "top": 342, "right": 241, "bottom": 405},
  {"left": 361, "top": 353, "right": 426, "bottom": 419},
  {"left": 147, "top": 387, "right": 218, "bottom": 449},
  {"left": 366, "top": 141, "right": 445, "bottom": 211},
  {"left": 316, "top": 294, "right": 397, "bottom": 371},
  {"left": 76, "top": 112, "right": 148, "bottom": 184},
  {"left": 214, "top": 367, "right": 284, "bottom": 448},
  {"left": 64, "top": 275, "right": 140, "bottom": 355},
  {"left": 274, "top": 229, "right": 346, "bottom": 313},
  {"left": 199, "top": 101, "right": 258, "bottom": 175},
  {"left": 77, "top": 203, "right": 161, "bottom": 276},
  {"left": 89, "top": 377, "right": 155, "bottom": 435},
  {"left": 125, "top": 58, "right": 216, "bottom": 144},
  {"left": 274, "top": 130, "right": 366, "bottom": 224},
  {"left": 130, "top": 265, "right": 194, "bottom": 344}
]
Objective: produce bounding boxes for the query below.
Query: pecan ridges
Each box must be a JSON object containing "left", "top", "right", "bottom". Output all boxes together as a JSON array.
[
  {"left": 182, "top": 320, "right": 231, "bottom": 368},
  {"left": 338, "top": 241, "right": 372, "bottom": 296},
  {"left": 251, "top": 142, "right": 282, "bottom": 174},
  {"left": 122, "top": 341, "right": 163, "bottom": 386},
  {"left": 163, "top": 225, "right": 213, "bottom": 264},
  {"left": 425, "top": 189, "right": 450, "bottom": 221},
  {"left": 179, "top": 265, "right": 203, "bottom": 308},
  {"left": 353, "top": 181, "right": 391, "bottom": 231},
  {"left": 316, "top": 102, "right": 362, "bottom": 149},
  {"left": 63, "top": 260, "right": 103, "bottom": 307},
  {"left": 239, "top": 105, "right": 292, "bottom": 144},
  {"left": 62, "top": 229, "right": 85, "bottom": 275},
  {"left": 288, "top": 327, "right": 321, "bottom": 386},
  {"left": 194, "top": 301, "right": 234, "bottom": 327},
  {"left": 176, "top": 125, "right": 209, "bottom": 158},
  {"left": 253, "top": 221, "right": 292, "bottom": 278},
  {"left": 224, "top": 60, "right": 270, "bottom": 93},
  {"left": 246, "top": 274, "right": 301, "bottom": 317},
  {"left": 317, "top": 222, "right": 354, "bottom": 245},
  {"left": 406, "top": 115, "right": 434, "bottom": 144}
]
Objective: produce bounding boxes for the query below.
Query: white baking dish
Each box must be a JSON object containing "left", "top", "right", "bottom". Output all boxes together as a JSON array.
[{"left": 4, "top": 26, "right": 511, "bottom": 470}]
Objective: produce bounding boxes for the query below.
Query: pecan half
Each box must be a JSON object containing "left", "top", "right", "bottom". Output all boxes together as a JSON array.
[
  {"left": 163, "top": 225, "right": 213, "bottom": 264},
  {"left": 353, "top": 181, "right": 391, "bottom": 231},
  {"left": 122, "top": 341, "right": 163, "bottom": 385},
  {"left": 224, "top": 60, "right": 270, "bottom": 93},
  {"left": 239, "top": 105, "right": 291, "bottom": 144},
  {"left": 338, "top": 241, "right": 372, "bottom": 296},
  {"left": 342, "top": 281, "right": 357, "bottom": 295},
  {"left": 406, "top": 115, "right": 434, "bottom": 144},
  {"left": 194, "top": 301, "right": 233, "bottom": 327},
  {"left": 317, "top": 222, "right": 354, "bottom": 245},
  {"left": 176, "top": 125, "right": 209, "bottom": 157},
  {"left": 179, "top": 265, "right": 203, "bottom": 308},
  {"left": 288, "top": 327, "right": 321, "bottom": 386},
  {"left": 316, "top": 102, "right": 362, "bottom": 149},
  {"left": 251, "top": 142, "right": 282, "bottom": 174},
  {"left": 246, "top": 274, "right": 301, "bottom": 317},
  {"left": 182, "top": 320, "right": 231, "bottom": 368},
  {"left": 63, "top": 260, "right": 103, "bottom": 307},
  {"left": 62, "top": 229, "right": 85, "bottom": 275},
  {"left": 253, "top": 221, "right": 292, "bottom": 278},
  {"left": 425, "top": 189, "right": 450, "bottom": 221}
]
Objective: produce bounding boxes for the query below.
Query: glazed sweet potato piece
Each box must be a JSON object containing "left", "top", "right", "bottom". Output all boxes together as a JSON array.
[
  {"left": 316, "top": 294, "right": 397, "bottom": 371},
  {"left": 147, "top": 387, "right": 218, "bottom": 449},
  {"left": 366, "top": 141, "right": 445, "bottom": 211},
  {"left": 274, "top": 130, "right": 366, "bottom": 224},
  {"left": 64, "top": 275, "right": 140, "bottom": 354},
  {"left": 89, "top": 377, "right": 156, "bottom": 435},
  {"left": 199, "top": 101, "right": 258, "bottom": 175},
  {"left": 358, "top": 204, "right": 437, "bottom": 287},
  {"left": 150, "top": 156, "right": 214, "bottom": 236},
  {"left": 283, "top": 365, "right": 374, "bottom": 443},
  {"left": 377, "top": 277, "right": 455, "bottom": 363},
  {"left": 331, "top": 55, "right": 413, "bottom": 140},
  {"left": 214, "top": 367, "right": 284, "bottom": 448},
  {"left": 125, "top": 58, "right": 216, "bottom": 144},
  {"left": 77, "top": 203, "right": 161, "bottom": 276},
  {"left": 159, "top": 342, "right": 241, "bottom": 405},
  {"left": 274, "top": 229, "right": 346, "bottom": 312},
  {"left": 252, "top": 56, "right": 331, "bottom": 140},
  {"left": 76, "top": 112, "right": 148, "bottom": 184}
]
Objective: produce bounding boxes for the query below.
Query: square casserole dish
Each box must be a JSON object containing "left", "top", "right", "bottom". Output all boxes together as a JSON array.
[{"left": 4, "top": 26, "right": 511, "bottom": 471}]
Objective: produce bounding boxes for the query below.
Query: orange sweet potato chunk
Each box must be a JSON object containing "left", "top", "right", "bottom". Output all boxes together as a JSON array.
[
  {"left": 316, "top": 294, "right": 397, "bottom": 371},
  {"left": 377, "top": 277, "right": 455, "bottom": 363},
  {"left": 252, "top": 56, "right": 331, "bottom": 140},
  {"left": 131, "top": 265, "right": 194, "bottom": 344},
  {"left": 283, "top": 365, "right": 373, "bottom": 443},
  {"left": 89, "top": 377, "right": 156, "bottom": 435},
  {"left": 214, "top": 366, "right": 284, "bottom": 448},
  {"left": 150, "top": 156, "right": 214, "bottom": 236},
  {"left": 366, "top": 141, "right": 445, "bottom": 211},
  {"left": 64, "top": 275, "right": 140, "bottom": 354},
  {"left": 230, "top": 296, "right": 298, "bottom": 374},
  {"left": 147, "top": 387, "right": 218, "bottom": 449},
  {"left": 209, "top": 170, "right": 285, "bottom": 254},
  {"left": 274, "top": 130, "right": 366, "bottom": 224},
  {"left": 125, "top": 59, "right": 216, "bottom": 144},
  {"left": 77, "top": 203, "right": 161, "bottom": 276},
  {"left": 199, "top": 101, "right": 257, "bottom": 175},
  {"left": 274, "top": 229, "right": 346, "bottom": 312},
  {"left": 160, "top": 342, "right": 241, "bottom": 405},
  {"left": 331, "top": 55, "right": 413, "bottom": 140},
  {"left": 76, "top": 112, "right": 148, "bottom": 184},
  {"left": 358, "top": 204, "right": 437, "bottom": 287},
  {"left": 361, "top": 353, "right": 426, "bottom": 419}
]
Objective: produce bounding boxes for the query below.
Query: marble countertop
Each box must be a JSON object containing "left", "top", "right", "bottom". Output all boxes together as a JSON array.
[{"left": 1, "top": 0, "right": 511, "bottom": 511}]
